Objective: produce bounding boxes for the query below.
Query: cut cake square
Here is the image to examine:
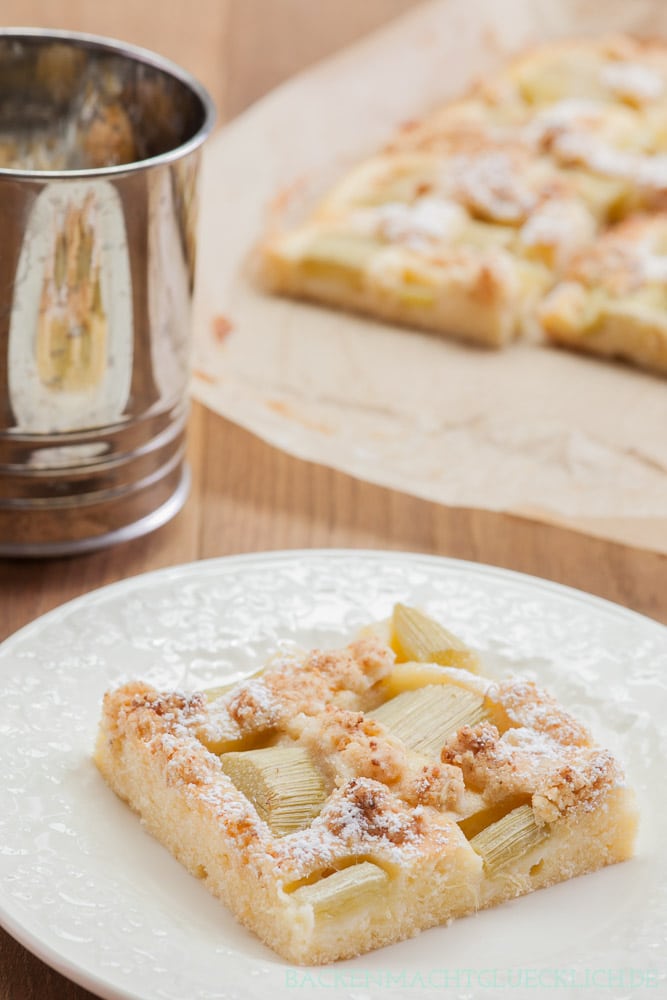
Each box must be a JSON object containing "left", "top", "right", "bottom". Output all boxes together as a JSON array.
[
  {"left": 259, "top": 33, "right": 667, "bottom": 373},
  {"left": 261, "top": 145, "right": 595, "bottom": 347},
  {"left": 95, "top": 604, "right": 638, "bottom": 965}
]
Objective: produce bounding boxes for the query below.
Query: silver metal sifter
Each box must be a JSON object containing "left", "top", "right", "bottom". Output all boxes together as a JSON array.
[{"left": 0, "top": 28, "right": 215, "bottom": 555}]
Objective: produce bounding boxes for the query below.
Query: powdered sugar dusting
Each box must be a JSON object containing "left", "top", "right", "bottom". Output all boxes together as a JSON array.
[
  {"left": 524, "top": 98, "right": 605, "bottom": 146},
  {"left": 446, "top": 151, "right": 537, "bottom": 223},
  {"left": 637, "top": 248, "right": 667, "bottom": 282},
  {"left": 228, "top": 677, "right": 279, "bottom": 725},
  {"left": 552, "top": 131, "right": 636, "bottom": 177},
  {"left": 195, "top": 638, "right": 396, "bottom": 747},
  {"left": 519, "top": 199, "right": 596, "bottom": 266},
  {"left": 274, "top": 778, "right": 452, "bottom": 878},
  {"left": 351, "top": 197, "right": 468, "bottom": 252},
  {"left": 637, "top": 154, "right": 667, "bottom": 190},
  {"left": 552, "top": 132, "right": 667, "bottom": 191},
  {"left": 602, "top": 62, "right": 665, "bottom": 103}
]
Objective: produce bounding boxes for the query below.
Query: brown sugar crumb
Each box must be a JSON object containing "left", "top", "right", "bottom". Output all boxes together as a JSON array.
[
  {"left": 568, "top": 242, "right": 640, "bottom": 295},
  {"left": 493, "top": 679, "right": 592, "bottom": 747},
  {"left": 226, "top": 677, "right": 281, "bottom": 728},
  {"left": 202, "top": 637, "right": 395, "bottom": 744},
  {"left": 297, "top": 705, "right": 465, "bottom": 811},
  {"left": 325, "top": 778, "right": 424, "bottom": 847},
  {"left": 442, "top": 721, "right": 618, "bottom": 819},
  {"left": 532, "top": 750, "right": 620, "bottom": 823},
  {"left": 102, "top": 683, "right": 201, "bottom": 743},
  {"left": 309, "top": 638, "right": 395, "bottom": 693}
]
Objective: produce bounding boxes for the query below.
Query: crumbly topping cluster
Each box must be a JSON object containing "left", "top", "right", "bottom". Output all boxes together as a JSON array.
[
  {"left": 492, "top": 679, "right": 592, "bottom": 747},
  {"left": 442, "top": 722, "right": 617, "bottom": 824},
  {"left": 273, "top": 777, "right": 457, "bottom": 880},
  {"left": 294, "top": 705, "right": 465, "bottom": 811},
  {"left": 198, "top": 637, "right": 394, "bottom": 746},
  {"left": 566, "top": 215, "right": 667, "bottom": 296},
  {"left": 102, "top": 635, "right": 623, "bottom": 874}
]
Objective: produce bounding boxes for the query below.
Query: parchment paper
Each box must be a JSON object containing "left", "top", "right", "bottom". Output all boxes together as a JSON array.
[{"left": 192, "top": 0, "right": 667, "bottom": 553}]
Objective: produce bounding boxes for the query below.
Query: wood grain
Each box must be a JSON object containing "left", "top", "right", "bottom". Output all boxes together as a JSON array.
[
  {"left": 223, "top": 0, "right": 431, "bottom": 116},
  {"left": 0, "top": 1, "right": 665, "bottom": 998}
]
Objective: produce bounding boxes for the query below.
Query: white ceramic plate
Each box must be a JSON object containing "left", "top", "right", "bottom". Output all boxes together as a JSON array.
[{"left": 1, "top": 551, "right": 666, "bottom": 1000}]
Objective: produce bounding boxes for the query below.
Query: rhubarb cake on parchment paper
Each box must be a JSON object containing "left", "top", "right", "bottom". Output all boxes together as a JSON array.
[
  {"left": 261, "top": 34, "right": 667, "bottom": 373},
  {"left": 95, "top": 604, "right": 638, "bottom": 965}
]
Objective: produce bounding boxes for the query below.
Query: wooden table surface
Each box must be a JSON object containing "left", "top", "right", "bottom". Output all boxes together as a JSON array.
[{"left": 1, "top": 2, "right": 665, "bottom": 997}]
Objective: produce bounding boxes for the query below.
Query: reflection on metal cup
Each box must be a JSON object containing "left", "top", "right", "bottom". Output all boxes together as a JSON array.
[{"left": 0, "top": 29, "right": 215, "bottom": 555}]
